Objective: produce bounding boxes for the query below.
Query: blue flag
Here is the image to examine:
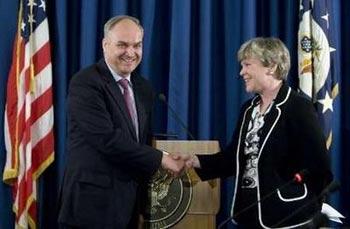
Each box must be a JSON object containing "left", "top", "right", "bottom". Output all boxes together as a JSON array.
[
  {"left": 298, "top": 0, "right": 342, "bottom": 223},
  {"left": 298, "top": 0, "right": 340, "bottom": 151}
]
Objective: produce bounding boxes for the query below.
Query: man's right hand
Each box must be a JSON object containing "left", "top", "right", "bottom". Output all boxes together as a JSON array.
[
  {"left": 161, "top": 153, "right": 185, "bottom": 177},
  {"left": 170, "top": 152, "right": 201, "bottom": 169}
]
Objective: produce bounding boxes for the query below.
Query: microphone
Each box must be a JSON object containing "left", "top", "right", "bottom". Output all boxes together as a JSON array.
[
  {"left": 217, "top": 170, "right": 308, "bottom": 229},
  {"left": 158, "top": 93, "right": 195, "bottom": 140},
  {"left": 152, "top": 133, "right": 179, "bottom": 139},
  {"left": 272, "top": 180, "right": 340, "bottom": 227}
]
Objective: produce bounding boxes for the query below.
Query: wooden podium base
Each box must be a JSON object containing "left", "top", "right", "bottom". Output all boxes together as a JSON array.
[{"left": 153, "top": 140, "right": 220, "bottom": 229}]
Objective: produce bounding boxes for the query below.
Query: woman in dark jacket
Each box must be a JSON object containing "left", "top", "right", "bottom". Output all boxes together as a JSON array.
[{"left": 189, "top": 37, "right": 333, "bottom": 228}]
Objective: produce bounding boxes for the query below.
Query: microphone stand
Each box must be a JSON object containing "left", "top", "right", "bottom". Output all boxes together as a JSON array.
[{"left": 158, "top": 93, "right": 195, "bottom": 140}]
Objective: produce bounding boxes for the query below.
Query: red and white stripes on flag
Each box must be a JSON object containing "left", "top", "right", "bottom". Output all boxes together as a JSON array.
[{"left": 3, "top": 0, "right": 54, "bottom": 228}]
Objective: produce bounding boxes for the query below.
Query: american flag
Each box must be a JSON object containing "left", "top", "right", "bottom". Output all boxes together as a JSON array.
[
  {"left": 298, "top": 0, "right": 339, "bottom": 150},
  {"left": 2, "top": 0, "right": 54, "bottom": 228}
]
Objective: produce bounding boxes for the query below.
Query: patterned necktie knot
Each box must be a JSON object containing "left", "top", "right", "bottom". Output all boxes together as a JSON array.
[{"left": 118, "top": 78, "right": 129, "bottom": 90}]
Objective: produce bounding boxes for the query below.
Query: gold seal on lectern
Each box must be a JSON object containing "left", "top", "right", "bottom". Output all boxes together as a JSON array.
[{"left": 143, "top": 169, "right": 192, "bottom": 229}]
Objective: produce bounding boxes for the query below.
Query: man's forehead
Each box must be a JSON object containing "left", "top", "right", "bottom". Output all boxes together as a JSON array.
[
  {"left": 106, "top": 30, "right": 143, "bottom": 41},
  {"left": 107, "top": 33, "right": 143, "bottom": 43},
  {"left": 107, "top": 24, "right": 143, "bottom": 40}
]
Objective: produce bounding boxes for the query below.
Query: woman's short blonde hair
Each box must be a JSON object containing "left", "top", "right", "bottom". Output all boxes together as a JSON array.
[{"left": 237, "top": 37, "right": 290, "bottom": 81}]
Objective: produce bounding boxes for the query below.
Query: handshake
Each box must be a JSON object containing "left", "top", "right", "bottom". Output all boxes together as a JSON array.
[{"left": 160, "top": 152, "right": 201, "bottom": 177}]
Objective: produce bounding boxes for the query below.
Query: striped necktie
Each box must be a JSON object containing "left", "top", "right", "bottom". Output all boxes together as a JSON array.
[{"left": 118, "top": 79, "right": 139, "bottom": 140}]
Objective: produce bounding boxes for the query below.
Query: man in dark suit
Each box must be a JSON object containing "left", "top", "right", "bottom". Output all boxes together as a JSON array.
[{"left": 58, "top": 15, "right": 184, "bottom": 229}]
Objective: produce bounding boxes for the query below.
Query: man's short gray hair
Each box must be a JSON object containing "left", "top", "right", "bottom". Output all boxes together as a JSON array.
[{"left": 103, "top": 15, "right": 144, "bottom": 38}]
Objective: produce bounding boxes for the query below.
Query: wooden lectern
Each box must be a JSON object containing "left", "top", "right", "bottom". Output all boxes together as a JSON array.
[{"left": 153, "top": 140, "right": 220, "bottom": 229}]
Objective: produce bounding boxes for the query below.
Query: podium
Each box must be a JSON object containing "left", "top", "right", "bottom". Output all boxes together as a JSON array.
[{"left": 151, "top": 140, "right": 220, "bottom": 229}]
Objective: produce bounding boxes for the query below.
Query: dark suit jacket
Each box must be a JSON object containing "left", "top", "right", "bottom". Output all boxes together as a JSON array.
[
  {"left": 58, "top": 59, "right": 163, "bottom": 228},
  {"left": 196, "top": 83, "right": 333, "bottom": 228}
]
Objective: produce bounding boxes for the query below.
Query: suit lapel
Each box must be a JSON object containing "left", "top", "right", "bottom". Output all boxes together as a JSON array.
[
  {"left": 260, "top": 83, "right": 290, "bottom": 139},
  {"left": 251, "top": 84, "right": 290, "bottom": 157},
  {"left": 97, "top": 60, "right": 138, "bottom": 141},
  {"left": 259, "top": 106, "right": 279, "bottom": 142},
  {"left": 239, "top": 96, "right": 278, "bottom": 158}
]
